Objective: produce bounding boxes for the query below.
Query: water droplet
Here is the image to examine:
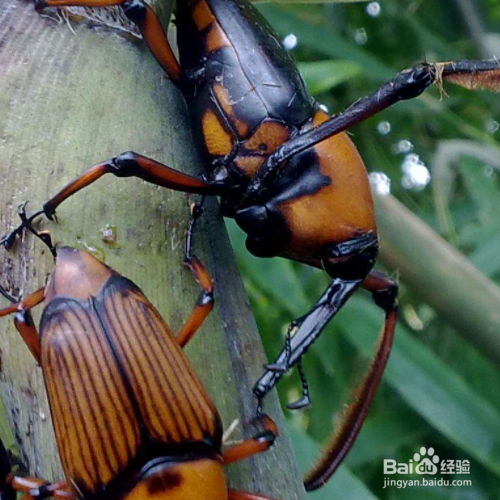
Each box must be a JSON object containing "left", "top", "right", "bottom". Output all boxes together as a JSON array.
[
  {"left": 485, "top": 119, "right": 499, "bottom": 134},
  {"left": 483, "top": 164, "right": 495, "bottom": 177},
  {"left": 83, "top": 243, "right": 106, "bottom": 261},
  {"left": 283, "top": 33, "right": 298, "bottom": 51},
  {"left": 401, "top": 154, "right": 431, "bottom": 191},
  {"left": 101, "top": 224, "right": 118, "bottom": 246},
  {"left": 393, "top": 139, "right": 414, "bottom": 154},
  {"left": 366, "top": 2, "right": 381, "bottom": 17},
  {"left": 403, "top": 304, "right": 424, "bottom": 331},
  {"left": 377, "top": 121, "right": 391, "bottom": 135},
  {"left": 369, "top": 172, "right": 391, "bottom": 196},
  {"left": 353, "top": 28, "right": 368, "bottom": 46}
]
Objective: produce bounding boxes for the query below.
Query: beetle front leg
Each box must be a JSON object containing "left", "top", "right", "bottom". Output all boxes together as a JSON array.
[
  {"left": 1, "top": 152, "right": 226, "bottom": 250},
  {"left": 245, "top": 59, "right": 500, "bottom": 199},
  {"left": 35, "top": 0, "right": 181, "bottom": 84},
  {"left": 256, "top": 271, "right": 397, "bottom": 490},
  {"left": 1, "top": 203, "right": 57, "bottom": 256}
]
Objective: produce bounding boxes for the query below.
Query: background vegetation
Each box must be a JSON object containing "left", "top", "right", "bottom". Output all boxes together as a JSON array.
[
  {"left": 1, "top": 1, "right": 499, "bottom": 499},
  {"left": 226, "top": 1, "right": 500, "bottom": 499}
]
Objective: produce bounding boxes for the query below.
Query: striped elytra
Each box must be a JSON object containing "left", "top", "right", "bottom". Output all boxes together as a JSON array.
[{"left": 39, "top": 248, "right": 222, "bottom": 500}]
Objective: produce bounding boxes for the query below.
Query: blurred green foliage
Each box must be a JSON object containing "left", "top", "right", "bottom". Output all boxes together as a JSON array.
[{"left": 227, "top": 1, "right": 500, "bottom": 498}]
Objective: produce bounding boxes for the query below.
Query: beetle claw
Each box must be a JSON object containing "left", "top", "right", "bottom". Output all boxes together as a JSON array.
[
  {"left": 0, "top": 231, "right": 17, "bottom": 250},
  {"left": 34, "top": 0, "right": 48, "bottom": 12},
  {"left": 287, "top": 395, "right": 311, "bottom": 411}
]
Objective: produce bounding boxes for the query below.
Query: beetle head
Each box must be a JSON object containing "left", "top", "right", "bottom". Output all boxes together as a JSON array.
[{"left": 45, "top": 247, "right": 114, "bottom": 303}]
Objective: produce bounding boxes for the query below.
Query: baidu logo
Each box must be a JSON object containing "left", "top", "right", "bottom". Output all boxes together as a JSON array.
[
  {"left": 384, "top": 447, "right": 440, "bottom": 475},
  {"left": 414, "top": 447, "right": 439, "bottom": 475},
  {"left": 383, "top": 446, "right": 472, "bottom": 490}
]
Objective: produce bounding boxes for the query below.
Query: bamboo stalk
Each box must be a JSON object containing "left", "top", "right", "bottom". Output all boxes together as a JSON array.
[
  {"left": 0, "top": 1, "right": 307, "bottom": 497},
  {"left": 375, "top": 192, "right": 500, "bottom": 366}
]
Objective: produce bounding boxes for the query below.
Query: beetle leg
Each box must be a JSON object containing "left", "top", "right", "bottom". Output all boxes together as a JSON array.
[
  {"left": 228, "top": 490, "right": 279, "bottom": 500},
  {"left": 263, "top": 320, "right": 294, "bottom": 373},
  {"left": 0, "top": 207, "right": 46, "bottom": 252},
  {"left": 9, "top": 476, "right": 73, "bottom": 499},
  {"left": 286, "top": 358, "right": 311, "bottom": 411},
  {"left": 222, "top": 415, "right": 278, "bottom": 465},
  {"left": 0, "top": 285, "right": 16, "bottom": 304},
  {"left": 253, "top": 277, "right": 363, "bottom": 408},
  {"left": 245, "top": 59, "right": 500, "bottom": 199},
  {"left": 0, "top": 288, "right": 45, "bottom": 318},
  {"left": 0, "top": 288, "right": 45, "bottom": 363},
  {"left": 0, "top": 440, "right": 72, "bottom": 500},
  {"left": 362, "top": 269, "right": 399, "bottom": 314},
  {"left": 0, "top": 439, "right": 16, "bottom": 500},
  {"left": 13, "top": 311, "right": 42, "bottom": 365},
  {"left": 16, "top": 203, "right": 57, "bottom": 258},
  {"left": 177, "top": 202, "right": 215, "bottom": 348},
  {"left": 302, "top": 271, "right": 398, "bottom": 491},
  {"left": 1, "top": 152, "right": 226, "bottom": 250},
  {"left": 35, "top": 0, "right": 181, "bottom": 84}
]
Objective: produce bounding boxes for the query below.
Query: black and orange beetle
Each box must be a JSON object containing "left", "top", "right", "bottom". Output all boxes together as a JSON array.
[
  {"left": 0, "top": 241, "right": 286, "bottom": 500},
  {"left": 2, "top": 0, "right": 500, "bottom": 484}
]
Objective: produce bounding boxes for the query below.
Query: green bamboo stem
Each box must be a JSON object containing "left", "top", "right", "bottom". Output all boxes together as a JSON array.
[
  {"left": 375, "top": 192, "right": 500, "bottom": 366},
  {"left": 0, "top": 1, "right": 307, "bottom": 498}
]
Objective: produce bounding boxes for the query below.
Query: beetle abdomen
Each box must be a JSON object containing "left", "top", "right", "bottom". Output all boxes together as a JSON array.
[{"left": 40, "top": 250, "right": 222, "bottom": 498}]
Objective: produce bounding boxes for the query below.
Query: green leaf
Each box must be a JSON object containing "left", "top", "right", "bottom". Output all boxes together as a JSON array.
[
  {"left": 470, "top": 232, "right": 500, "bottom": 278},
  {"left": 226, "top": 220, "right": 310, "bottom": 313},
  {"left": 256, "top": 4, "right": 395, "bottom": 81},
  {"left": 340, "top": 296, "right": 500, "bottom": 477},
  {"left": 344, "top": 410, "right": 427, "bottom": 468},
  {"left": 287, "top": 425, "right": 380, "bottom": 500},
  {"left": 298, "top": 60, "right": 362, "bottom": 94}
]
